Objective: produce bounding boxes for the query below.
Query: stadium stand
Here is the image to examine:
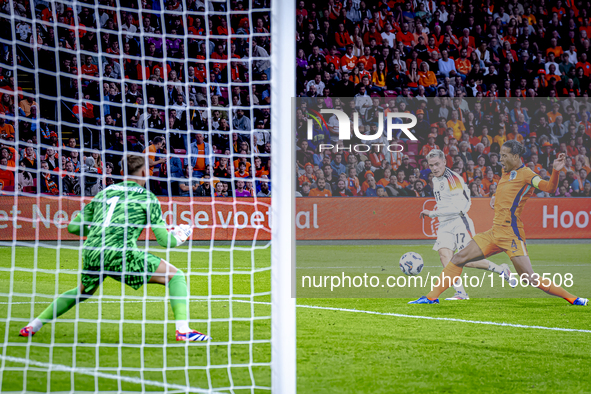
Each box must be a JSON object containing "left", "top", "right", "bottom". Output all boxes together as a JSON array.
[
  {"left": 294, "top": 0, "right": 591, "bottom": 198},
  {"left": 0, "top": 0, "right": 271, "bottom": 197}
]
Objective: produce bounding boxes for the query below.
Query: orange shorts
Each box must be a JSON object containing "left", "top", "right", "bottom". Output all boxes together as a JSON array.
[{"left": 472, "top": 226, "right": 528, "bottom": 258}]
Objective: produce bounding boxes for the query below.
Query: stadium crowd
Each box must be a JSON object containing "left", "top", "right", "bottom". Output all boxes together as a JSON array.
[
  {"left": 296, "top": 96, "right": 591, "bottom": 198},
  {"left": 0, "top": 0, "right": 272, "bottom": 197},
  {"left": 294, "top": 0, "right": 591, "bottom": 197}
]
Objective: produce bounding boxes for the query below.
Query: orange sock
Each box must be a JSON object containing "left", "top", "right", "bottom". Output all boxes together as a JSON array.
[
  {"left": 536, "top": 282, "right": 577, "bottom": 303},
  {"left": 427, "top": 263, "right": 463, "bottom": 300}
]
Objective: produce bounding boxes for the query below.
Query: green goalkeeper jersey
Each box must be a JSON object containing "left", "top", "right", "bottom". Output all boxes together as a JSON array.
[
  {"left": 73, "top": 181, "right": 177, "bottom": 291},
  {"left": 82, "top": 181, "right": 167, "bottom": 250}
]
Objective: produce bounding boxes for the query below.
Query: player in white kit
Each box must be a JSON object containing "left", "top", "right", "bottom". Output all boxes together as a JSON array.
[{"left": 420, "top": 149, "right": 517, "bottom": 300}]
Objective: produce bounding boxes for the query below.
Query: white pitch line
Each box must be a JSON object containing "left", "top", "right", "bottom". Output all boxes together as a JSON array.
[
  {"left": 0, "top": 299, "right": 256, "bottom": 306},
  {"left": 0, "top": 356, "right": 216, "bottom": 393},
  {"left": 2, "top": 299, "right": 589, "bottom": 334},
  {"left": 294, "top": 304, "right": 591, "bottom": 334},
  {"left": 296, "top": 264, "right": 591, "bottom": 270}
]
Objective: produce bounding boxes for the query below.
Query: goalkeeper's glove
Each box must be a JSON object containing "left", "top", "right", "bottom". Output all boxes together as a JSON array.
[{"left": 171, "top": 224, "right": 193, "bottom": 246}]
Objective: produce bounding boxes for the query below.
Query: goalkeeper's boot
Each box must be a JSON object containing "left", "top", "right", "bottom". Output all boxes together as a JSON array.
[
  {"left": 19, "top": 326, "right": 36, "bottom": 337},
  {"left": 573, "top": 298, "right": 588, "bottom": 306},
  {"left": 445, "top": 291, "right": 470, "bottom": 301},
  {"left": 176, "top": 330, "right": 211, "bottom": 341},
  {"left": 408, "top": 296, "right": 439, "bottom": 304},
  {"left": 500, "top": 264, "right": 518, "bottom": 288}
]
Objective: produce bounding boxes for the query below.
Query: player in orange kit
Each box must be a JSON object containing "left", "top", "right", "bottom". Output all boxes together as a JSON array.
[{"left": 410, "top": 140, "right": 588, "bottom": 305}]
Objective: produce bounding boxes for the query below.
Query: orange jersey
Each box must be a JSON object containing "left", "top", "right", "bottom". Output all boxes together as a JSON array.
[
  {"left": 396, "top": 31, "right": 414, "bottom": 46},
  {"left": 0, "top": 123, "right": 15, "bottom": 139},
  {"left": 326, "top": 54, "right": 341, "bottom": 69},
  {"left": 143, "top": 144, "right": 158, "bottom": 176},
  {"left": 81, "top": 64, "right": 98, "bottom": 76},
  {"left": 299, "top": 173, "right": 316, "bottom": 186},
  {"left": 340, "top": 54, "right": 358, "bottom": 72},
  {"left": 357, "top": 55, "right": 376, "bottom": 71},
  {"left": 0, "top": 168, "right": 14, "bottom": 189},
  {"left": 482, "top": 176, "right": 500, "bottom": 194},
  {"left": 308, "top": 187, "right": 332, "bottom": 197},
  {"left": 493, "top": 165, "right": 539, "bottom": 230},
  {"left": 233, "top": 159, "right": 251, "bottom": 173}
]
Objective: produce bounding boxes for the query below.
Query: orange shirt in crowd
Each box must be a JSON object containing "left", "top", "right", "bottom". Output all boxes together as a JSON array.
[
  {"left": 0, "top": 123, "right": 14, "bottom": 139},
  {"left": 233, "top": 159, "right": 252, "bottom": 173},
  {"left": 335, "top": 31, "right": 353, "bottom": 47},
  {"left": 193, "top": 143, "right": 206, "bottom": 171},
  {"left": 81, "top": 64, "right": 98, "bottom": 76},
  {"left": 418, "top": 71, "right": 437, "bottom": 87},
  {"left": 308, "top": 187, "right": 332, "bottom": 197},
  {"left": 455, "top": 58, "right": 471, "bottom": 74},
  {"left": 358, "top": 55, "right": 376, "bottom": 71},
  {"left": 420, "top": 144, "right": 439, "bottom": 156},
  {"left": 0, "top": 168, "right": 14, "bottom": 189},
  {"left": 298, "top": 173, "right": 316, "bottom": 186},
  {"left": 396, "top": 31, "right": 414, "bottom": 46},
  {"left": 482, "top": 175, "right": 500, "bottom": 194},
  {"left": 546, "top": 46, "right": 563, "bottom": 57},
  {"left": 144, "top": 144, "right": 158, "bottom": 176},
  {"left": 340, "top": 54, "right": 358, "bottom": 71}
]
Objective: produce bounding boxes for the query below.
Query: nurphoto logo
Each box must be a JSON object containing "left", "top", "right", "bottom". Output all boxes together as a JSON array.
[{"left": 307, "top": 109, "right": 417, "bottom": 153}]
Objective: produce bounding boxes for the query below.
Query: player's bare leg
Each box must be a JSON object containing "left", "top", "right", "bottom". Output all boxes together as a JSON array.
[
  {"left": 149, "top": 259, "right": 211, "bottom": 340},
  {"left": 464, "top": 259, "right": 518, "bottom": 287},
  {"left": 439, "top": 249, "right": 517, "bottom": 300},
  {"left": 511, "top": 256, "right": 587, "bottom": 305},
  {"left": 20, "top": 281, "right": 101, "bottom": 336}
]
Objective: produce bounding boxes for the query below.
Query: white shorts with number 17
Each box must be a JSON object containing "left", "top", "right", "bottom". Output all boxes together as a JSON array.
[{"left": 433, "top": 216, "right": 476, "bottom": 253}]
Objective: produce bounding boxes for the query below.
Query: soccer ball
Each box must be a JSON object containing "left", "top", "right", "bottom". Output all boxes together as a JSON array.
[{"left": 399, "top": 252, "right": 424, "bottom": 276}]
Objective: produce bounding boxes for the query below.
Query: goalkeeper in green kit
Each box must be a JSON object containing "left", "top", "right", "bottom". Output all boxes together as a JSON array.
[{"left": 20, "top": 154, "right": 210, "bottom": 341}]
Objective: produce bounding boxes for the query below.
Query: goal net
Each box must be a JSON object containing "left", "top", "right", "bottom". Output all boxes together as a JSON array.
[{"left": 0, "top": 0, "right": 294, "bottom": 392}]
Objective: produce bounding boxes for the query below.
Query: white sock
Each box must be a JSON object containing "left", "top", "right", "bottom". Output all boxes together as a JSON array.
[
  {"left": 487, "top": 261, "right": 503, "bottom": 274},
  {"left": 28, "top": 318, "right": 43, "bottom": 332},
  {"left": 453, "top": 279, "right": 467, "bottom": 295},
  {"left": 175, "top": 321, "right": 191, "bottom": 333}
]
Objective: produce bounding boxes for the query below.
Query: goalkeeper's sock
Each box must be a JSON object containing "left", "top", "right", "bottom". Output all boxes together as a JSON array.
[
  {"left": 33, "top": 288, "right": 84, "bottom": 330},
  {"left": 168, "top": 270, "right": 190, "bottom": 333},
  {"left": 427, "top": 263, "right": 463, "bottom": 300},
  {"left": 28, "top": 318, "right": 43, "bottom": 332}
]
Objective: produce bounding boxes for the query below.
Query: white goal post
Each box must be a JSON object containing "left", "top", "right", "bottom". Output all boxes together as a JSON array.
[{"left": 270, "top": 0, "right": 296, "bottom": 391}]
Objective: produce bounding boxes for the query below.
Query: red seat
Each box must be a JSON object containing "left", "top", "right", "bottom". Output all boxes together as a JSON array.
[
  {"left": 2, "top": 186, "right": 14, "bottom": 192},
  {"left": 22, "top": 186, "right": 37, "bottom": 193},
  {"left": 395, "top": 139, "right": 406, "bottom": 151},
  {"left": 406, "top": 140, "right": 419, "bottom": 156},
  {"left": 384, "top": 90, "right": 397, "bottom": 97},
  {"left": 220, "top": 87, "right": 229, "bottom": 100},
  {"left": 174, "top": 149, "right": 187, "bottom": 167}
]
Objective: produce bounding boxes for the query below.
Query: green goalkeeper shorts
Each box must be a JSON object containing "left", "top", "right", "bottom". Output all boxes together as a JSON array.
[{"left": 81, "top": 248, "right": 162, "bottom": 292}]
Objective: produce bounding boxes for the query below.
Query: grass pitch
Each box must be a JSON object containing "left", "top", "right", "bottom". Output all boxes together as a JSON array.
[{"left": 1, "top": 243, "right": 590, "bottom": 393}]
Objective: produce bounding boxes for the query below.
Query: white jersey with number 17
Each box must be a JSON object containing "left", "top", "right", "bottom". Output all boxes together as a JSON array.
[{"left": 431, "top": 168, "right": 471, "bottom": 224}]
